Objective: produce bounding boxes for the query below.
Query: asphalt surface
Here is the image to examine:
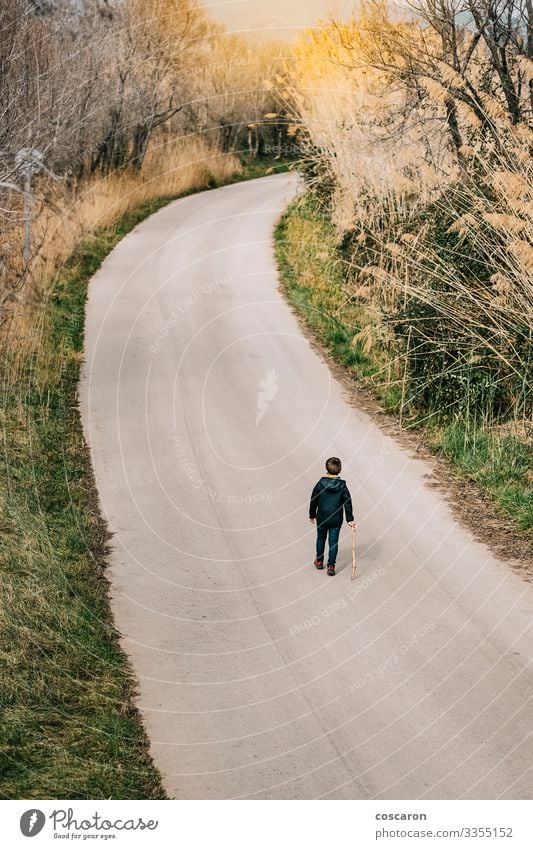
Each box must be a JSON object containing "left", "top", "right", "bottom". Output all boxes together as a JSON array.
[{"left": 80, "top": 174, "right": 533, "bottom": 799}]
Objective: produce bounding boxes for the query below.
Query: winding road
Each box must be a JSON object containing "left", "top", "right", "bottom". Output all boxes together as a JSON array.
[{"left": 80, "top": 174, "right": 533, "bottom": 799}]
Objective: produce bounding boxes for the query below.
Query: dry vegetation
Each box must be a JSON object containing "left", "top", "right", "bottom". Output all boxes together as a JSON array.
[
  {"left": 0, "top": 0, "right": 295, "bottom": 798},
  {"left": 277, "top": 0, "right": 532, "bottom": 531},
  {"left": 0, "top": 0, "right": 293, "bottom": 352}
]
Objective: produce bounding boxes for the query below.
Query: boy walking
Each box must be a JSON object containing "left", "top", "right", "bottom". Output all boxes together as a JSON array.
[{"left": 309, "top": 457, "right": 354, "bottom": 576}]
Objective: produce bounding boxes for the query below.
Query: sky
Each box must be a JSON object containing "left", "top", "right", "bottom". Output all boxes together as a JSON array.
[{"left": 205, "top": 0, "right": 356, "bottom": 39}]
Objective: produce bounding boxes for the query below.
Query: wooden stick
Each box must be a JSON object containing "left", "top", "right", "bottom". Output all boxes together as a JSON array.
[{"left": 351, "top": 524, "right": 356, "bottom": 581}]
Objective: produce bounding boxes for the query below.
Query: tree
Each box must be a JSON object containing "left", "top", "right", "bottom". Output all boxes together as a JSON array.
[{"left": 190, "top": 35, "right": 290, "bottom": 155}]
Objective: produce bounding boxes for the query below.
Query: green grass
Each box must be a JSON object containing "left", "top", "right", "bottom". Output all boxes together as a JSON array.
[
  {"left": 0, "top": 158, "right": 292, "bottom": 800},
  {"left": 275, "top": 195, "right": 533, "bottom": 533},
  {"left": 434, "top": 423, "right": 533, "bottom": 531}
]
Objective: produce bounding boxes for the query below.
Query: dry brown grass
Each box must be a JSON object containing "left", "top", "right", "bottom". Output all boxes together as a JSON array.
[
  {"left": 1, "top": 136, "right": 241, "bottom": 386},
  {"left": 0, "top": 133, "right": 245, "bottom": 797}
]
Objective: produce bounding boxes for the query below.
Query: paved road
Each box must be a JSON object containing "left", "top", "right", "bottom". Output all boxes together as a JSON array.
[{"left": 81, "top": 174, "right": 533, "bottom": 799}]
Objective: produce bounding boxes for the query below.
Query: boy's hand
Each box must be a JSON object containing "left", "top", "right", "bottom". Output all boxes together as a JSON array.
[
  {"left": 309, "top": 517, "right": 315, "bottom": 524},
  {"left": 348, "top": 521, "right": 355, "bottom": 528}
]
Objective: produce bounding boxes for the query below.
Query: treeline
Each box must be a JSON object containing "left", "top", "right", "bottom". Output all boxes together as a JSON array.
[
  {"left": 286, "top": 0, "right": 533, "bottom": 430},
  {"left": 0, "top": 0, "right": 295, "bottom": 314}
]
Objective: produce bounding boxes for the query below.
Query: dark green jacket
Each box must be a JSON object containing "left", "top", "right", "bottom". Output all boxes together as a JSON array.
[{"left": 309, "top": 476, "right": 354, "bottom": 529}]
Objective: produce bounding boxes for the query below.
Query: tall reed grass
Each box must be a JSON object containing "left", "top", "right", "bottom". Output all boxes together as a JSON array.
[
  {"left": 1, "top": 136, "right": 240, "bottom": 386},
  {"left": 286, "top": 10, "right": 532, "bottom": 436}
]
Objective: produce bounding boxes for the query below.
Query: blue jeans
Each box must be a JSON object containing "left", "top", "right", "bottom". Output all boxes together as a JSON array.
[{"left": 316, "top": 526, "right": 341, "bottom": 566}]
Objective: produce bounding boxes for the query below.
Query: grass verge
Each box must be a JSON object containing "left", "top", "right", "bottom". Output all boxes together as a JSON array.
[
  {"left": 275, "top": 195, "right": 532, "bottom": 534},
  {"left": 435, "top": 423, "right": 532, "bottom": 531},
  {"left": 0, "top": 156, "right": 290, "bottom": 800}
]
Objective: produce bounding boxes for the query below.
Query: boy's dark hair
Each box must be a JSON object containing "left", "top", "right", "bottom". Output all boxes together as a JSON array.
[{"left": 326, "top": 457, "right": 342, "bottom": 475}]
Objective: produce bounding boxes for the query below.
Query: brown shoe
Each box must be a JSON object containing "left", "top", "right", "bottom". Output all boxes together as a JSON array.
[
  {"left": 327, "top": 565, "right": 336, "bottom": 576},
  {"left": 314, "top": 558, "right": 324, "bottom": 570}
]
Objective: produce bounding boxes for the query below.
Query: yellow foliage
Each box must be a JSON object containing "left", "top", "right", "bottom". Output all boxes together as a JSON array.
[{"left": 422, "top": 77, "right": 449, "bottom": 104}]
